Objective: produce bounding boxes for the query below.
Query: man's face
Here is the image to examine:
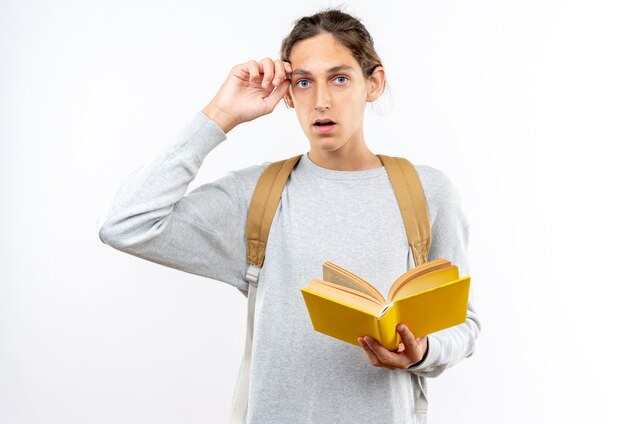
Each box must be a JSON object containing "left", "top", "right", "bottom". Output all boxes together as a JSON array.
[{"left": 286, "top": 32, "right": 371, "bottom": 154}]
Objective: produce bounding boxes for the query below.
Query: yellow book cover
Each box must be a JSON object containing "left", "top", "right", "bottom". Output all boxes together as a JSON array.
[{"left": 301, "top": 258, "right": 471, "bottom": 350}]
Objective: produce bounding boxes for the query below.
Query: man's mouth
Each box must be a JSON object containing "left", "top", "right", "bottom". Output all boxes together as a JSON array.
[
  {"left": 312, "top": 120, "right": 337, "bottom": 134},
  {"left": 313, "top": 119, "right": 336, "bottom": 126}
]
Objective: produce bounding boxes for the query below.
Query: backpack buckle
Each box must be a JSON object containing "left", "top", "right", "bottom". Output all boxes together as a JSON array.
[{"left": 245, "top": 264, "right": 261, "bottom": 287}]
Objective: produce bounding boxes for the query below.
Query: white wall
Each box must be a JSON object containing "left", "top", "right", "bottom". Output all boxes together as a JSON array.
[{"left": 1, "top": 0, "right": 624, "bottom": 422}]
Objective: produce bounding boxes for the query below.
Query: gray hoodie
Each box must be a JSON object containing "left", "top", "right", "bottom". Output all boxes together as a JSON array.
[{"left": 97, "top": 111, "right": 481, "bottom": 423}]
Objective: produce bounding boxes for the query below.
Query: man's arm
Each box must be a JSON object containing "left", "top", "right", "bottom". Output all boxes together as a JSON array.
[
  {"left": 97, "top": 112, "right": 259, "bottom": 290},
  {"left": 98, "top": 59, "right": 294, "bottom": 290}
]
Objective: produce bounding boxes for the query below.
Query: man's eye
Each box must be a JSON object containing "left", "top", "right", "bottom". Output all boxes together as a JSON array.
[
  {"left": 296, "top": 80, "right": 310, "bottom": 88},
  {"left": 335, "top": 76, "right": 348, "bottom": 84}
]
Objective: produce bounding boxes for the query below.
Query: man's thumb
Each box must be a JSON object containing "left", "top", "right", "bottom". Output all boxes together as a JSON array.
[{"left": 266, "top": 80, "right": 291, "bottom": 112}]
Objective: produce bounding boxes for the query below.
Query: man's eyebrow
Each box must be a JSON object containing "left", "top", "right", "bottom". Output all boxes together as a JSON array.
[{"left": 290, "top": 65, "right": 355, "bottom": 76}]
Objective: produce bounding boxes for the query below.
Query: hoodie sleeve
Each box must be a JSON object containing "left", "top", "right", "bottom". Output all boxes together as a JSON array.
[{"left": 97, "top": 111, "right": 265, "bottom": 291}]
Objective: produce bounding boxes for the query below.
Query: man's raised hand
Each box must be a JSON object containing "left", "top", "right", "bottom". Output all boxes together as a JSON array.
[{"left": 202, "top": 58, "right": 293, "bottom": 133}]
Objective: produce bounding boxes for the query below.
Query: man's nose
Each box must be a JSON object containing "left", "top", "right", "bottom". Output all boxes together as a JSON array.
[{"left": 314, "top": 85, "right": 331, "bottom": 111}]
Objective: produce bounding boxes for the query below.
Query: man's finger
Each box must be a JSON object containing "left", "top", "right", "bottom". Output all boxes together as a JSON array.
[
  {"left": 358, "top": 337, "right": 395, "bottom": 370},
  {"left": 259, "top": 57, "right": 275, "bottom": 89},
  {"left": 246, "top": 60, "right": 260, "bottom": 84},
  {"left": 273, "top": 59, "right": 287, "bottom": 86},
  {"left": 397, "top": 324, "right": 426, "bottom": 364},
  {"left": 265, "top": 80, "right": 291, "bottom": 111},
  {"left": 363, "top": 336, "right": 402, "bottom": 368},
  {"left": 358, "top": 337, "right": 382, "bottom": 366}
]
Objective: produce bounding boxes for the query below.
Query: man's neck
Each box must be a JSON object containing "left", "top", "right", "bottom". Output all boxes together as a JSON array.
[{"left": 307, "top": 148, "right": 383, "bottom": 171}]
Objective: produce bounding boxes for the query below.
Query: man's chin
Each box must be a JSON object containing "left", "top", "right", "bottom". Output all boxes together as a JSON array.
[{"left": 308, "top": 139, "right": 345, "bottom": 153}]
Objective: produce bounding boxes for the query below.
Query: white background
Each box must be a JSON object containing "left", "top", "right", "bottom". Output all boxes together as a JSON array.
[{"left": 2, "top": 0, "right": 625, "bottom": 423}]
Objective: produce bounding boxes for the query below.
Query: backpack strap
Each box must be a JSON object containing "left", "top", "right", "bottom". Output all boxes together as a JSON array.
[
  {"left": 376, "top": 155, "right": 431, "bottom": 266},
  {"left": 246, "top": 154, "right": 304, "bottom": 272},
  {"left": 377, "top": 154, "right": 431, "bottom": 414},
  {"left": 230, "top": 154, "right": 302, "bottom": 424}
]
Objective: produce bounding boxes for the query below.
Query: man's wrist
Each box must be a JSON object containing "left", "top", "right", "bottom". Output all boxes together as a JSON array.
[{"left": 201, "top": 103, "right": 237, "bottom": 134}]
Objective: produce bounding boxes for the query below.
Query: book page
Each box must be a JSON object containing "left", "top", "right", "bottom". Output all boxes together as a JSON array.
[
  {"left": 322, "top": 262, "right": 386, "bottom": 304},
  {"left": 387, "top": 258, "right": 452, "bottom": 302},
  {"left": 307, "top": 279, "right": 385, "bottom": 315},
  {"left": 391, "top": 266, "right": 460, "bottom": 301}
]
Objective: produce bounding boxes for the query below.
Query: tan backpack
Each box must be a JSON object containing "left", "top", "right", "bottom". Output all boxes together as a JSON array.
[{"left": 230, "top": 154, "right": 431, "bottom": 423}]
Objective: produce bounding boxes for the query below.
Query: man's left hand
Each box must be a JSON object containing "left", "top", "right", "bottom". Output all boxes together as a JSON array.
[{"left": 358, "top": 323, "right": 428, "bottom": 370}]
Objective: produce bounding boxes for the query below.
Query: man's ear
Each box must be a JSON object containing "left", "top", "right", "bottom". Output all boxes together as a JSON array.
[
  {"left": 366, "top": 66, "right": 386, "bottom": 102},
  {"left": 283, "top": 92, "right": 294, "bottom": 109}
]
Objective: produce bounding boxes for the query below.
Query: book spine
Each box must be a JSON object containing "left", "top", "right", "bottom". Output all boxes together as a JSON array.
[{"left": 377, "top": 304, "right": 401, "bottom": 351}]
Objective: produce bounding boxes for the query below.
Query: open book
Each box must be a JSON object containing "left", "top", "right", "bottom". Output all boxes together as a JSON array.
[{"left": 301, "top": 258, "right": 470, "bottom": 350}]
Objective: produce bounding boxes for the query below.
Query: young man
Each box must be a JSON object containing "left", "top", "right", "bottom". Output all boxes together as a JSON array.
[{"left": 98, "top": 9, "right": 480, "bottom": 423}]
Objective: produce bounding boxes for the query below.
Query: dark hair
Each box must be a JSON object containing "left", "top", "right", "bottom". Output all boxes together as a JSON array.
[{"left": 280, "top": 9, "right": 384, "bottom": 82}]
